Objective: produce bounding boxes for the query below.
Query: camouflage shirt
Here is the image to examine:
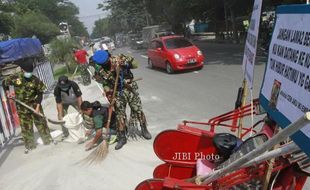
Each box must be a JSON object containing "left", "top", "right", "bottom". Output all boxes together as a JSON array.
[
  {"left": 95, "top": 65, "right": 115, "bottom": 92},
  {"left": 95, "top": 54, "right": 138, "bottom": 92},
  {"left": 3, "top": 72, "right": 46, "bottom": 104}
]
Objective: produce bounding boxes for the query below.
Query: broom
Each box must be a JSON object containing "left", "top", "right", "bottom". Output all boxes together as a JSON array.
[{"left": 81, "top": 63, "right": 121, "bottom": 165}]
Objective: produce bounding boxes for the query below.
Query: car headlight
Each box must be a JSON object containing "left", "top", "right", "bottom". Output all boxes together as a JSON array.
[
  {"left": 197, "top": 50, "right": 203, "bottom": 56},
  {"left": 174, "top": 53, "right": 181, "bottom": 60}
]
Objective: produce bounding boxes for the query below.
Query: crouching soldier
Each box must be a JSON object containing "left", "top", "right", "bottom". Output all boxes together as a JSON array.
[
  {"left": 80, "top": 101, "right": 117, "bottom": 151},
  {"left": 54, "top": 75, "right": 83, "bottom": 139}
]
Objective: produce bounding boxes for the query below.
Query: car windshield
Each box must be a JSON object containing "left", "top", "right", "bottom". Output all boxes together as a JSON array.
[{"left": 164, "top": 37, "right": 192, "bottom": 49}]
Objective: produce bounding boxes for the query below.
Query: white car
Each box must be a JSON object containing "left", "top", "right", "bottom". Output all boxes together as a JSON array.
[{"left": 102, "top": 38, "right": 115, "bottom": 51}]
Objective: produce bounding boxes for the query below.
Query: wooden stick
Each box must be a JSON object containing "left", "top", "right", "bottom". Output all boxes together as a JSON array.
[
  {"left": 11, "top": 98, "right": 65, "bottom": 125},
  {"left": 238, "top": 79, "right": 248, "bottom": 138},
  {"left": 198, "top": 112, "right": 310, "bottom": 185},
  {"left": 105, "top": 64, "right": 120, "bottom": 133}
]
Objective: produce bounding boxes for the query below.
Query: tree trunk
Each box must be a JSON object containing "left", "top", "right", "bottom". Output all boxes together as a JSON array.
[
  {"left": 64, "top": 62, "right": 71, "bottom": 73},
  {"left": 224, "top": 0, "right": 229, "bottom": 39},
  {"left": 230, "top": 7, "right": 239, "bottom": 44}
]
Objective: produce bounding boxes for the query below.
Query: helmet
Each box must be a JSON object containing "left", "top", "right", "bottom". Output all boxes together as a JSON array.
[{"left": 93, "top": 50, "right": 109, "bottom": 65}]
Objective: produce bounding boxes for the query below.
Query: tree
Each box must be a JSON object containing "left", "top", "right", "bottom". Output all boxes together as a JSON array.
[
  {"left": 48, "top": 38, "right": 80, "bottom": 72},
  {"left": 0, "top": 0, "right": 89, "bottom": 39},
  {"left": 0, "top": 13, "right": 14, "bottom": 35},
  {"left": 97, "top": 0, "right": 148, "bottom": 33},
  {"left": 91, "top": 18, "right": 110, "bottom": 38},
  {"left": 12, "top": 12, "right": 59, "bottom": 44}
]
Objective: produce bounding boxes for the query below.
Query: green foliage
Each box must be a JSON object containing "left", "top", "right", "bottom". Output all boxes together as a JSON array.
[
  {"left": 93, "top": 0, "right": 309, "bottom": 41},
  {"left": 12, "top": 12, "right": 59, "bottom": 44},
  {"left": 53, "top": 63, "right": 77, "bottom": 79},
  {"left": 94, "top": 0, "right": 147, "bottom": 36},
  {"left": 68, "top": 18, "right": 89, "bottom": 37},
  {"left": 0, "top": 13, "right": 14, "bottom": 35},
  {"left": 48, "top": 38, "right": 80, "bottom": 72},
  {"left": 0, "top": 0, "right": 88, "bottom": 40},
  {"left": 91, "top": 18, "right": 110, "bottom": 38}
]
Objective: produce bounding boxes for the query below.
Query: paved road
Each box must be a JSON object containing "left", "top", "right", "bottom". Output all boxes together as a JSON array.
[
  {"left": 1, "top": 43, "right": 308, "bottom": 190},
  {"left": 121, "top": 43, "right": 266, "bottom": 134}
]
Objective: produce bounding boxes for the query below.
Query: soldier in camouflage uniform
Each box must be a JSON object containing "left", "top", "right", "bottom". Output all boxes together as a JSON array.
[
  {"left": 3, "top": 60, "right": 53, "bottom": 153},
  {"left": 92, "top": 50, "right": 151, "bottom": 150},
  {"left": 116, "top": 54, "right": 152, "bottom": 141}
]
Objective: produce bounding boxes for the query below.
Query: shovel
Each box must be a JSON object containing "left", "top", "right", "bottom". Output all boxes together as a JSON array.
[{"left": 10, "top": 98, "right": 65, "bottom": 125}]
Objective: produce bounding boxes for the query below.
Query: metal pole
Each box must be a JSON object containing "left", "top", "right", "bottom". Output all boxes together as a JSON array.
[{"left": 198, "top": 112, "right": 310, "bottom": 185}]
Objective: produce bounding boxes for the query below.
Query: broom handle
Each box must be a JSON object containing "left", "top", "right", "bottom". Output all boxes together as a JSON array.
[
  {"left": 9, "top": 98, "right": 65, "bottom": 125},
  {"left": 104, "top": 64, "right": 120, "bottom": 136}
]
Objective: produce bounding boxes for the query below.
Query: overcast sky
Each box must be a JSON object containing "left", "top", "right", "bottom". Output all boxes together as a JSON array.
[{"left": 70, "top": 0, "right": 108, "bottom": 34}]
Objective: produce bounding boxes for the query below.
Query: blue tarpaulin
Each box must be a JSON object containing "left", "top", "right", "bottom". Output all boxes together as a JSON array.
[{"left": 0, "top": 38, "right": 43, "bottom": 65}]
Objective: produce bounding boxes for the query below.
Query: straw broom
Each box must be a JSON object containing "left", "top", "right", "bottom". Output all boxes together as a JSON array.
[{"left": 81, "top": 63, "right": 121, "bottom": 165}]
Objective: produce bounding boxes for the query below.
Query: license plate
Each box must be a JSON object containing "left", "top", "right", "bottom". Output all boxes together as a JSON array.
[{"left": 187, "top": 59, "right": 196, "bottom": 64}]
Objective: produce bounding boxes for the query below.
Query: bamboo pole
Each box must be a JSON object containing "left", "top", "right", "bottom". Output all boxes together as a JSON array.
[
  {"left": 197, "top": 112, "right": 310, "bottom": 185},
  {"left": 238, "top": 79, "right": 248, "bottom": 138},
  {"left": 242, "top": 142, "right": 299, "bottom": 168}
]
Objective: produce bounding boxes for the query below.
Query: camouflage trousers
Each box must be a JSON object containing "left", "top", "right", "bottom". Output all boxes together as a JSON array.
[
  {"left": 79, "top": 64, "right": 91, "bottom": 86},
  {"left": 17, "top": 104, "right": 52, "bottom": 149},
  {"left": 115, "top": 81, "right": 147, "bottom": 128}
]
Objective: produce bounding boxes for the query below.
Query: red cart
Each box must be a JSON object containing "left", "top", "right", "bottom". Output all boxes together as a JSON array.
[{"left": 136, "top": 100, "right": 309, "bottom": 190}]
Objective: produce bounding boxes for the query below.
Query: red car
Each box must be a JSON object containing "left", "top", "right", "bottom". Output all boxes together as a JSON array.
[{"left": 147, "top": 36, "right": 204, "bottom": 74}]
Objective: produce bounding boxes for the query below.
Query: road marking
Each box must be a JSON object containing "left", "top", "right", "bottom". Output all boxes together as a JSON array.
[
  {"left": 151, "top": 96, "right": 160, "bottom": 101},
  {"left": 194, "top": 71, "right": 199, "bottom": 74},
  {"left": 208, "top": 60, "right": 222, "bottom": 64},
  {"left": 234, "top": 54, "right": 266, "bottom": 59},
  {"left": 141, "top": 55, "right": 148, "bottom": 59},
  {"left": 141, "top": 95, "right": 161, "bottom": 102},
  {"left": 127, "top": 50, "right": 132, "bottom": 54}
]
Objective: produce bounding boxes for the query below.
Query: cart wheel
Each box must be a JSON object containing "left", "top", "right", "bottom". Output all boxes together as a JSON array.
[{"left": 166, "top": 61, "right": 174, "bottom": 74}]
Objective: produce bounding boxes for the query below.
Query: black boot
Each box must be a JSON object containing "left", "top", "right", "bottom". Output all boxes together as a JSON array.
[
  {"left": 115, "top": 131, "right": 127, "bottom": 150},
  {"left": 141, "top": 125, "right": 152, "bottom": 140}
]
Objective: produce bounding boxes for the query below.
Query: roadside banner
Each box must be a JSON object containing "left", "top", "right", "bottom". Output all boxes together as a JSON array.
[
  {"left": 260, "top": 5, "right": 310, "bottom": 157},
  {"left": 242, "top": 0, "right": 263, "bottom": 89}
]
